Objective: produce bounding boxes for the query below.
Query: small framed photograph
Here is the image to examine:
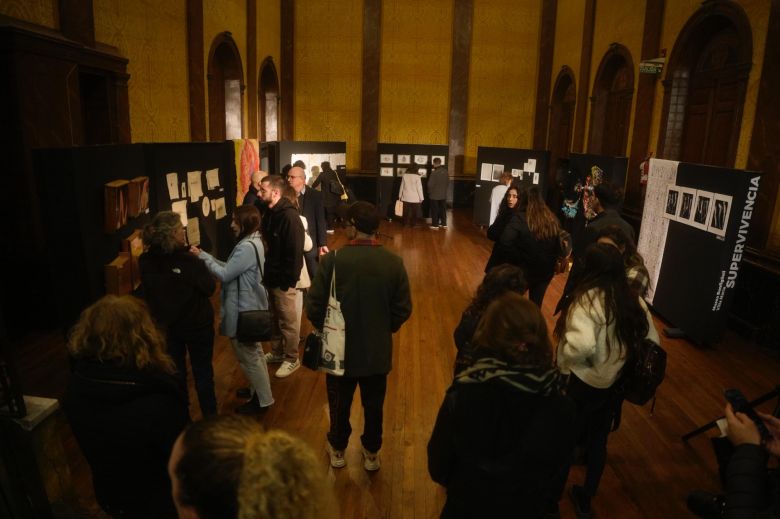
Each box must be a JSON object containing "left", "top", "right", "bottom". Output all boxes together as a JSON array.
[
  {"left": 691, "top": 190, "right": 714, "bottom": 230},
  {"left": 663, "top": 184, "right": 680, "bottom": 220},
  {"left": 380, "top": 167, "right": 394, "bottom": 177},
  {"left": 418, "top": 167, "right": 427, "bottom": 177},
  {"left": 397, "top": 154, "right": 411, "bottom": 164},
  {"left": 414, "top": 155, "right": 428, "bottom": 165},
  {"left": 707, "top": 193, "right": 732, "bottom": 237},
  {"left": 380, "top": 154, "right": 394, "bottom": 164},
  {"left": 676, "top": 186, "right": 697, "bottom": 224},
  {"left": 396, "top": 167, "right": 406, "bottom": 176},
  {"left": 492, "top": 164, "right": 505, "bottom": 181}
]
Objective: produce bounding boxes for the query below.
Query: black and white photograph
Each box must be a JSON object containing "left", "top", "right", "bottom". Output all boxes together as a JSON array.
[
  {"left": 707, "top": 192, "right": 732, "bottom": 237},
  {"left": 380, "top": 154, "right": 394, "bottom": 164},
  {"left": 676, "top": 186, "right": 697, "bottom": 224},
  {"left": 380, "top": 167, "right": 394, "bottom": 177},
  {"left": 396, "top": 167, "right": 406, "bottom": 176},
  {"left": 663, "top": 184, "right": 680, "bottom": 219},
  {"left": 397, "top": 154, "right": 411, "bottom": 164},
  {"left": 414, "top": 155, "right": 428, "bottom": 165},
  {"left": 492, "top": 163, "right": 505, "bottom": 181},
  {"left": 691, "top": 190, "right": 714, "bottom": 230}
]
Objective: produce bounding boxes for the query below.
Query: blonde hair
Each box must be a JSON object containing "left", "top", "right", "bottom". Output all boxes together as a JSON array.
[
  {"left": 67, "top": 295, "right": 175, "bottom": 373},
  {"left": 175, "top": 415, "right": 336, "bottom": 519}
]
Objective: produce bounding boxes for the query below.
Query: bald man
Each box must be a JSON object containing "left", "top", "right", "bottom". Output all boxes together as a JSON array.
[
  {"left": 243, "top": 170, "right": 267, "bottom": 207},
  {"left": 288, "top": 166, "right": 328, "bottom": 279}
]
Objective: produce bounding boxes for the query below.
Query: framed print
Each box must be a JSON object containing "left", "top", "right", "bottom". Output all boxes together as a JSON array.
[
  {"left": 663, "top": 184, "right": 680, "bottom": 220},
  {"left": 396, "top": 167, "right": 406, "bottom": 176},
  {"left": 675, "top": 186, "right": 697, "bottom": 224},
  {"left": 418, "top": 167, "right": 427, "bottom": 177},
  {"left": 380, "top": 154, "right": 394, "bottom": 164},
  {"left": 380, "top": 167, "right": 394, "bottom": 177},
  {"left": 707, "top": 193, "right": 732, "bottom": 237},
  {"left": 397, "top": 154, "right": 411, "bottom": 164},
  {"left": 691, "top": 190, "right": 714, "bottom": 231},
  {"left": 492, "top": 164, "right": 505, "bottom": 181},
  {"left": 414, "top": 155, "right": 428, "bottom": 165}
]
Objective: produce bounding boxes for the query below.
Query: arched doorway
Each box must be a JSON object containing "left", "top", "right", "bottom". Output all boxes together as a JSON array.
[
  {"left": 587, "top": 45, "right": 634, "bottom": 157},
  {"left": 207, "top": 33, "right": 244, "bottom": 141},
  {"left": 658, "top": 2, "right": 752, "bottom": 167},
  {"left": 259, "top": 57, "right": 280, "bottom": 142},
  {"left": 547, "top": 67, "right": 576, "bottom": 207}
]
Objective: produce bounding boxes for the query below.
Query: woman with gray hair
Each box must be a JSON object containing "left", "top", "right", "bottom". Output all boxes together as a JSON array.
[{"left": 140, "top": 211, "right": 218, "bottom": 416}]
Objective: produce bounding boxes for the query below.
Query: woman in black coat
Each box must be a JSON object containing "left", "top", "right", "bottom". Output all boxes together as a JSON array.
[
  {"left": 429, "top": 293, "right": 576, "bottom": 518},
  {"left": 484, "top": 184, "right": 522, "bottom": 272},
  {"left": 140, "top": 211, "right": 217, "bottom": 416},
  {"left": 62, "top": 295, "right": 188, "bottom": 518}
]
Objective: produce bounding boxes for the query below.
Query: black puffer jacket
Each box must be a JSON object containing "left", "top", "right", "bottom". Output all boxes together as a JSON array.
[
  {"left": 725, "top": 444, "right": 780, "bottom": 519},
  {"left": 261, "top": 197, "right": 305, "bottom": 291}
]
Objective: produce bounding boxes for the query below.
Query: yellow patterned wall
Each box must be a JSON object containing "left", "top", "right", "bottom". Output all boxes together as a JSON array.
[
  {"left": 379, "top": 0, "right": 453, "bottom": 148},
  {"left": 464, "top": 1, "right": 541, "bottom": 174},
  {"left": 551, "top": 0, "right": 584, "bottom": 105},
  {"left": 0, "top": 0, "right": 57, "bottom": 29},
  {"left": 584, "top": 0, "right": 645, "bottom": 153},
  {"left": 94, "top": 0, "right": 189, "bottom": 142},
  {"left": 204, "top": 0, "right": 249, "bottom": 139},
  {"left": 258, "top": 0, "right": 281, "bottom": 80},
  {"left": 295, "top": 0, "right": 363, "bottom": 170}
]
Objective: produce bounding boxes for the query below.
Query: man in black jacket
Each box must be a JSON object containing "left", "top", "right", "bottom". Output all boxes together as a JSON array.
[
  {"left": 259, "top": 174, "right": 305, "bottom": 378},
  {"left": 288, "top": 165, "right": 328, "bottom": 278}
]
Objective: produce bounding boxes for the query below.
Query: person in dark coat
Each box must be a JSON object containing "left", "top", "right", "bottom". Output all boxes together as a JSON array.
[
  {"left": 62, "top": 295, "right": 188, "bottom": 519},
  {"left": 427, "top": 157, "right": 450, "bottom": 229},
  {"left": 306, "top": 202, "right": 412, "bottom": 472},
  {"left": 140, "top": 211, "right": 218, "bottom": 416},
  {"left": 484, "top": 184, "right": 523, "bottom": 272},
  {"left": 288, "top": 165, "right": 329, "bottom": 279},
  {"left": 429, "top": 292, "right": 576, "bottom": 518},
  {"left": 312, "top": 161, "right": 347, "bottom": 232},
  {"left": 555, "top": 183, "right": 635, "bottom": 314}
]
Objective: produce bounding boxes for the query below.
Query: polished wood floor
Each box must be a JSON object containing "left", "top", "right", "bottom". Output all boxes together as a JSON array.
[{"left": 12, "top": 208, "right": 780, "bottom": 518}]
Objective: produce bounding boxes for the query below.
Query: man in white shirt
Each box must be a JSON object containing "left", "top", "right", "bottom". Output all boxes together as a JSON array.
[{"left": 489, "top": 171, "right": 513, "bottom": 225}]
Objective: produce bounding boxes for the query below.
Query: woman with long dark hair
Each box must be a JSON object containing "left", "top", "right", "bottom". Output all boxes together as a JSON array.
[
  {"left": 140, "top": 211, "right": 217, "bottom": 416},
  {"left": 483, "top": 184, "right": 523, "bottom": 272},
  {"left": 63, "top": 295, "right": 188, "bottom": 518},
  {"left": 596, "top": 225, "right": 650, "bottom": 298},
  {"left": 193, "top": 205, "right": 273, "bottom": 415},
  {"left": 553, "top": 243, "right": 659, "bottom": 518},
  {"left": 429, "top": 292, "right": 576, "bottom": 518}
]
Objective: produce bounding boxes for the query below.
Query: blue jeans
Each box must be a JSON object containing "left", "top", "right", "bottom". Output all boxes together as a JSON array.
[{"left": 230, "top": 338, "right": 274, "bottom": 407}]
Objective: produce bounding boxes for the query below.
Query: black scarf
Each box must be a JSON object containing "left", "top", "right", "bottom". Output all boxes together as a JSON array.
[{"left": 455, "top": 357, "right": 563, "bottom": 397}]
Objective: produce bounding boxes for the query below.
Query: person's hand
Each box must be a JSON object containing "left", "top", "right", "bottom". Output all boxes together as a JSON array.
[
  {"left": 725, "top": 403, "right": 761, "bottom": 447},
  {"left": 189, "top": 245, "right": 201, "bottom": 256},
  {"left": 319, "top": 246, "right": 329, "bottom": 255},
  {"left": 758, "top": 412, "right": 780, "bottom": 457}
]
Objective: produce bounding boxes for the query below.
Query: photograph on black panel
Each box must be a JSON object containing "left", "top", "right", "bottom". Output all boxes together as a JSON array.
[
  {"left": 692, "top": 191, "right": 714, "bottom": 230},
  {"left": 707, "top": 193, "right": 732, "bottom": 237},
  {"left": 664, "top": 185, "right": 680, "bottom": 219},
  {"left": 679, "top": 191, "right": 694, "bottom": 221}
]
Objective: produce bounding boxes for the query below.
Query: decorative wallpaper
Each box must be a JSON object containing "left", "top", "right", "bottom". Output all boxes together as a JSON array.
[
  {"left": 295, "top": 0, "right": 363, "bottom": 170},
  {"left": 204, "top": 0, "right": 249, "bottom": 139},
  {"left": 93, "top": 0, "right": 189, "bottom": 142},
  {"left": 0, "top": 0, "right": 57, "bottom": 29},
  {"left": 379, "top": 0, "right": 453, "bottom": 148},
  {"left": 464, "top": 0, "right": 541, "bottom": 174}
]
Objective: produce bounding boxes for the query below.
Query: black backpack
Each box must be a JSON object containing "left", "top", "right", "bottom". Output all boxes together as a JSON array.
[{"left": 620, "top": 338, "right": 667, "bottom": 410}]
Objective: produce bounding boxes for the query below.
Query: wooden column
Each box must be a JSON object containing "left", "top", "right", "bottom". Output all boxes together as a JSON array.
[
  {"left": 447, "top": 0, "right": 473, "bottom": 177},
  {"left": 247, "top": 0, "right": 258, "bottom": 137},
  {"left": 572, "top": 0, "right": 596, "bottom": 152},
  {"left": 187, "top": 0, "right": 206, "bottom": 141},
  {"left": 58, "top": 0, "right": 95, "bottom": 47},
  {"left": 625, "top": 0, "right": 665, "bottom": 215},
  {"left": 281, "top": 0, "right": 295, "bottom": 140},
  {"left": 532, "top": 0, "right": 558, "bottom": 150},
  {"left": 360, "top": 0, "right": 381, "bottom": 172},
  {"left": 746, "top": 0, "right": 780, "bottom": 254}
]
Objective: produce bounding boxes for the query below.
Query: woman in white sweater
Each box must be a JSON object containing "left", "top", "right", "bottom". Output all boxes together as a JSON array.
[
  {"left": 399, "top": 166, "right": 424, "bottom": 227},
  {"left": 554, "top": 243, "right": 659, "bottom": 518}
]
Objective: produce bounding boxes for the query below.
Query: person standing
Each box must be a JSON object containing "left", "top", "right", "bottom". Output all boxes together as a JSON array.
[
  {"left": 306, "top": 202, "right": 412, "bottom": 471},
  {"left": 427, "top": 158, "right": 449, "bottom": 229},
  {"left": 288, "top": 165, "right": 328, "bottom": 279},
  {"left": 258, "top": 174, "right": 305, "bottom": 378},
  {"left": 139, "top": 211, "right": 218, "bottom": 417},
  {"left": 243, "top": 171, "right": 266, "bottom": 207},
  {"left": 399, "top": 166, "right": 424, "bottom": 227},
  {"left": 489, "top": 171, "right": 513, "bottom": 226},
  {"left": 312, "top": 161, "right": 347, "bottom": 233}
]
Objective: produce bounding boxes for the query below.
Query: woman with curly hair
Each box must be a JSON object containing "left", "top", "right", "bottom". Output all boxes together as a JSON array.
[
  {"left": 168, "top": 415, "right": 336, "bottom": 519},
  {"left": 553, "top": 243, "right": 659, "bottom": 518},
  {"left": 140, "top": 210, "right": 218, "bottom": 416},
  {"left": 452, "top": 264, "right": 527, "bottom": 376},
  {"left": 429, "top": 293, "right": 576, "bottom": 518},
  {"left": 63, "top": 295, "right": 189, "bottom": 518}
]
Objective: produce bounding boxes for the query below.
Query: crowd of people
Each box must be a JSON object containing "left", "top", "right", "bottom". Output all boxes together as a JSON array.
[{"left": 60, "top": 168, "right": 780, "bottom": 518}]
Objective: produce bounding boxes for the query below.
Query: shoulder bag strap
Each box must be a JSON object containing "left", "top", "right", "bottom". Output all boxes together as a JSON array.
[
  {"left": 240, "top": 236, "right": 270, "bottom": 308},
  {"left": 330, "top": 250, "right": 337, "bottom": 299}
]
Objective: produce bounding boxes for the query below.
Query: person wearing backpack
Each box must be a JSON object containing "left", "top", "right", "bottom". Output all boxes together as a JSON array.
[{"left": 553, "top": 243, "right": 659, "bottom": 518}]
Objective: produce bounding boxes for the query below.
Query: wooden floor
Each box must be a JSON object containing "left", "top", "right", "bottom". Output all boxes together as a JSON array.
[{"left": 12, "top": 208, "right": 780, "bottom": 518}]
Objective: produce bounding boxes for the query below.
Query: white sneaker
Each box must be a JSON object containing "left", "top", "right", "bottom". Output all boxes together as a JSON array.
[
  {"left": 429, "top": 225, "right": 439, "bottom": 230},
  {"left": 362, "top": 447, "right": 380, "bottom": 471},
  {"left": 440, "top": 225, "right": 448, "bottom": 229},
  {"left": 326, "top": 442, "right": 346, "bottom": 468},
  {"left": 326, "top": 229, "right": 335, "bottom": 235},
  {"left": 265, "top": 352, "right": 285, "bottom": 364},
  {"left": 275, "top": 359, "right": 300, "bottom": 378}
]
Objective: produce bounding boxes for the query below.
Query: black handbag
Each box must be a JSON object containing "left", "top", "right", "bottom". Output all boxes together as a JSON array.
[
  {"left": 235, "top": 240, "right": 273, "bottom": 342},
  {"left": 302, "top": 331, "right": 323, "bottom": 370}
]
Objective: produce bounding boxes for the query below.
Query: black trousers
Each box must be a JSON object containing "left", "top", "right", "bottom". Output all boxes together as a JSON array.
[
  {"left": 528, "top": 279, "right": 552, "bottom": 308},
  {"left": 326, "top": 373, "right": 387, "bottom": 452},
  {"left": 430, "top": 199, "right": 447, "bottom": 226},
  {"left": 167, "top": 331, "right": 217, "bottom": 416}
]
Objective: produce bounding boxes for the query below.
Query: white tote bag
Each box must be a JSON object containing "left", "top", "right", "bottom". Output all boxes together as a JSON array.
[
  {"left": 321, "top": 253, "right": 346, "bottom": 376},
  {"left": 394, "top": 200, "right": 404, "bottom": 217}
]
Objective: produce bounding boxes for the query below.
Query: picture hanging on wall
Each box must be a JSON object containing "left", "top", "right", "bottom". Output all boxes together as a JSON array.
[
  {"left": 414, "top": 155, "right": 428, "bottom": 165},
  {"left": 676, "top": 187, "right": 696, "bottom": 224},
  {"left": 664, "top": 184, "right": 680, "bottom": 220},
  {"left": 418, "top": 167, "right": 427, "bottom": 177},
  {"left": 492, "top": 164, "right": 505, "bottom": 180},
  {"left": 707, "top": 193, "right": 732, "bottom": 237},
  {"left": 691, "top": 191, "right": 714, "bottom": 230},
  {"left": 380, "top": 154, "right": 394, "bottom": 164},
  {"left": 396, "top": 167, "right": 406, "bottom": 176},
  {"left": 398, "top": 155, "right": 411, "bottom": 164},
  {"left": 380, "top": 167, "right": 394, "bottom": 177}
]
